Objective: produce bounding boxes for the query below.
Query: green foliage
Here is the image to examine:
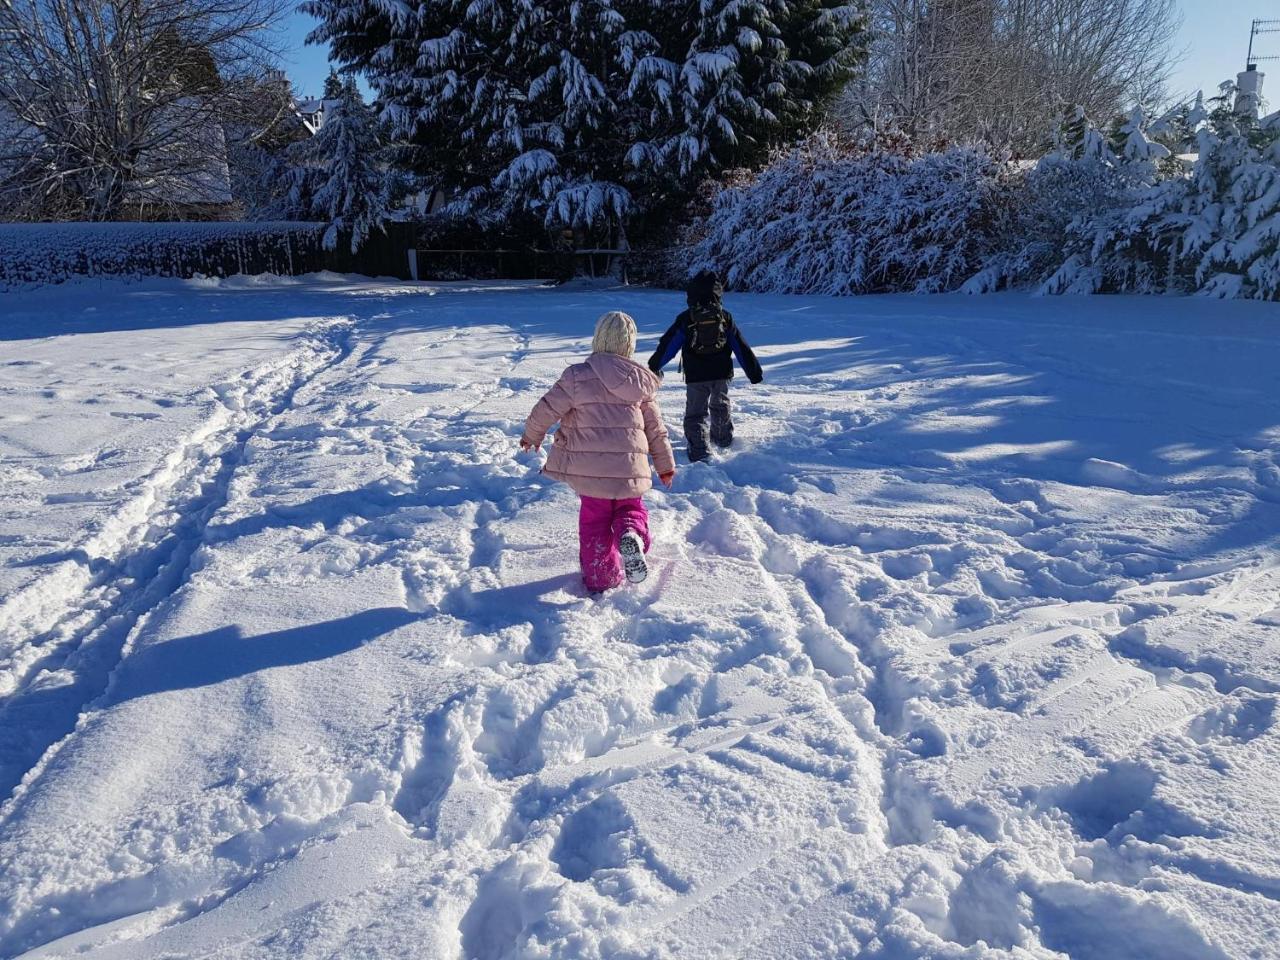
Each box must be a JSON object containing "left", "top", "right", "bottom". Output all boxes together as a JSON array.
[
  {"left": 287, "top": 87, "right": 389, "bottom": 254},
  {"left": 322, "top": 68, "right": 344, "bottom": 100},
  {"left": 304, "top": 0, "right": 869, "bottom": 235}
]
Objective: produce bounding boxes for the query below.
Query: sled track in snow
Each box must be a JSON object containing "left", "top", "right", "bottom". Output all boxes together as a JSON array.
[{"left": 0, "top": 319, "right": 354, "bottom": 809}]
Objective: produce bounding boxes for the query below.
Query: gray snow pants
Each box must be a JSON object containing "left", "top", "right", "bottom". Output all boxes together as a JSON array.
[{"left": 684, "top": 379, "right": 732, "bottom": 462}]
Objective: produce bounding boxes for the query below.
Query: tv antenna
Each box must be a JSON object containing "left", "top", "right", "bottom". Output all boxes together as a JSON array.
[{"left": 1248, "top": 18, "right": 1280, "bottom": 68}]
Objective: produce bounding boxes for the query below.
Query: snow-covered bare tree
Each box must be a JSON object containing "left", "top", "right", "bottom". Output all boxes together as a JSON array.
[
  {"left": 0, "top": 0, "right": 290, "bottom": 221},
  {"left": 841, "top": 0, "right": 1181, "bottom": 154},
  {"left": 305, "top": 0, "right": 869, "bottom": 239}
]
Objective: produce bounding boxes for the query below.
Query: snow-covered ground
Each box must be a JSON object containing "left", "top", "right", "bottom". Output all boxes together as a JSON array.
[{"left": 1, "top": 275, "right": 1278, "bottom": 959}]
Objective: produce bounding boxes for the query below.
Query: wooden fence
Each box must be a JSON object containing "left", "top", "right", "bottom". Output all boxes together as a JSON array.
[{"left": 408, "top": 247, "right": 630, "bottom": 282}]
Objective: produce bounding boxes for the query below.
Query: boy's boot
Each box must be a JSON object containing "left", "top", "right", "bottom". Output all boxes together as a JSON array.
[{"left": 685, "top": 428, "right": 710, "bottom": 462}]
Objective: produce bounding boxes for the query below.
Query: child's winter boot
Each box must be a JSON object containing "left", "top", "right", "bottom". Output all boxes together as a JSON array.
[{"left": 619, "top": 530, "right": 648, "bottom": 583}]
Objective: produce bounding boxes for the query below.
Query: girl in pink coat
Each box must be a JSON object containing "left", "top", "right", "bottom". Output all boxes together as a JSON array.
[{"left": 521, "top": 311, "right": 677, "bottom": 593}]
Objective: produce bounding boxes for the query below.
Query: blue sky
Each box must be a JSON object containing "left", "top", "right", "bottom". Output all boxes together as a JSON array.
[
  {"left": 278, "top": 1, "right": 1273, "bottom": 104},
  {"left": 274, "top": 11, "right": 333, "bottom": 98},
  {"left": 1169, "top": 0, "right": 1274, "bottom": 100}
]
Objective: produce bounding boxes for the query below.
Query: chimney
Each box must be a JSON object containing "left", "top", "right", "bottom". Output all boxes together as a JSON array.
[{"left": 1236, "top": 63, "right": 1265, "bottom": 116}]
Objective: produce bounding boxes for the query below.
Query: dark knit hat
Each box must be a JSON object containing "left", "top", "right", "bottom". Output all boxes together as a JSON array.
[{"left": 687, "top": 269, "right": 724, "bottom": 306}]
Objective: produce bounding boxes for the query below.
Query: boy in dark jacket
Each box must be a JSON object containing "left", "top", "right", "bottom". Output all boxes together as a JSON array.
[{"left": 648, "top": 270, "right": 763, "bottom": 463}]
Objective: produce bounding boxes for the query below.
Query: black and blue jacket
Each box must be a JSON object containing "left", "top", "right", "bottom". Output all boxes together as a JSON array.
[{"left": 648, "top": 303, "right": 763, "bottom": 385}]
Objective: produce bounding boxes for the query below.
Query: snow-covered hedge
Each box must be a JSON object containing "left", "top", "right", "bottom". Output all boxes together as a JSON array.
[
  {"left": 0, "top": 221, "right": 329, "bottom": 292},
  {"left": 687, "top": 134, "right": 1009, "bottom": 295}
]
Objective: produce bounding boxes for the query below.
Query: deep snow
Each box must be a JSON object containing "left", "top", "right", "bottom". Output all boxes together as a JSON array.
[{"left": 0, "top": 275, "right": 1277, "bottom": 959}]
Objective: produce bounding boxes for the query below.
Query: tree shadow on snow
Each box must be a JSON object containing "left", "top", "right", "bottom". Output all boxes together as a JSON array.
[
  {"left": 105, "top": 607, "right": 420, "bottom": 704},
  {"left": 700, "top": 314, "right": 1280, "bottom": 564},
  {"left": 0, "top": 279, "right": 547, "bottom": 341}
]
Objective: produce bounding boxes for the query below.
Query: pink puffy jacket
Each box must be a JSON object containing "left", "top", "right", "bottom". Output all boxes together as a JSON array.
[{"left": 523, "top": 353, "right": 676, "bottom": 499}]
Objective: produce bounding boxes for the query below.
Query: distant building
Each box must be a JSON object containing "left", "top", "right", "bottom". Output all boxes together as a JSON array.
[
  {"left": 295, "top": 98, "right": 344, "bottom": 136},
  {"left": 122, "top": 95, "right": 236, "bottom": 220}
]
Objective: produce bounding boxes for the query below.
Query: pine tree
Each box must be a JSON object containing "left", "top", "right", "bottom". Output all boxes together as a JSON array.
[
  {"left": 322, "top": 67, "right": 344, "bottom": 100},
  {"left": 1032, "top": 90, "right": 1280, "bottom": 300},
  {"left": 304, "top": 0, "right": 869, "bottom": 239},
  {"left": 289, "top": 85, "right": 389, "bottom": 254},
  {"left": 1185, "top": 106, "right": 1280, "bottom": 298}
]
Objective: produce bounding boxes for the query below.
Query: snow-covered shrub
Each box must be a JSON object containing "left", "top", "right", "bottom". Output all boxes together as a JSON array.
[
  {"left": 965, "top": 107, "right": 1170, "bottom": 294},
  {"left": 688, "top": 132, "right": 1011, "bottom": 295},
  {"left": 676, "top": 94, "right": 1280, "bottom": 302},
  {"left": 960, "top": 157, "right": 1120, "bottom": 293}
]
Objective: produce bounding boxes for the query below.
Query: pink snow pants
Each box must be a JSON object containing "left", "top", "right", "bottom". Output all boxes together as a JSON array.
[{"left": 579, "top": 496, "right": 650, "bottom": 592}]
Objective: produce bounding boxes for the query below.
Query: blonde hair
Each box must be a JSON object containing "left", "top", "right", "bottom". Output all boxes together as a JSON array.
[{"left": 591, "top": 310, "right": 637, "bottom": 358}]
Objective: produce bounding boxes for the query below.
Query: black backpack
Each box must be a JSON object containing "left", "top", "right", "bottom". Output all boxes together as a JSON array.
[{"left": 686, "top": 302, "right": 729, "bottom": 355}]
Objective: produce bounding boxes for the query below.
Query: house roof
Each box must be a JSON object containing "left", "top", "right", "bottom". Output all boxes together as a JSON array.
[
  {"left": 297, "top": 98, "right": 342, "bottom": 115},
  {"left": 294, "top": 98, "right": 343, "bottom": 135}
]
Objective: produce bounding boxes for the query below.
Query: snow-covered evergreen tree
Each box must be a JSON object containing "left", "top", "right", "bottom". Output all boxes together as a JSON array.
[
  {"left": 304, "top": 0, "right": 868, "bottom": 238},
  {"left": 1035, "top": 106, "right": 1171, "bottom": 294},
  {"left": 1033, "top": 93, "right": 1280, "bottom": 300},
  {"left": 322, "top": 68, "right": 344, "bottom": 101},
  {"left": 1182, "top": 105, "right": 1280, "bottom": 298},
  {"left": 288, "top": 88, "right": 389, "bottom": 253}
]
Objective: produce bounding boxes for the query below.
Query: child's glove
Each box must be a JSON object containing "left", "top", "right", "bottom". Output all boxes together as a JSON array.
[
  {"left": 749, "top": 373, "right": 764, "bottom": 385},
  {"left": 519, "top": 437, "right": 539, "bottom": 452},
  {"left": 659, "top": 470, "right": 676, "bottom": 488}
]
